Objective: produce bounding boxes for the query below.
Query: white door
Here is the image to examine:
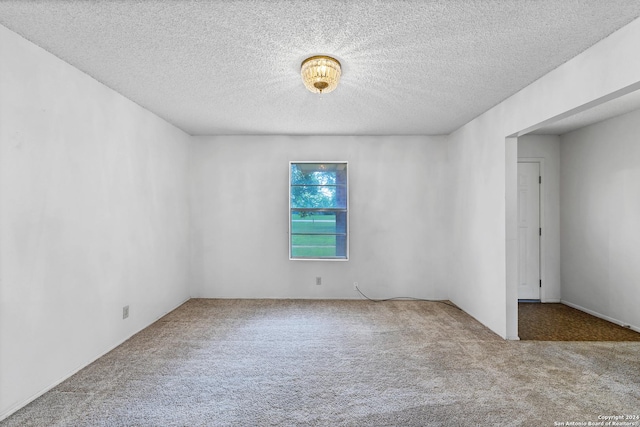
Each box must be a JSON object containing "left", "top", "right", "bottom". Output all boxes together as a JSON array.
[{"left": 517, "top": 162, "right": 541, "bottom": 300}]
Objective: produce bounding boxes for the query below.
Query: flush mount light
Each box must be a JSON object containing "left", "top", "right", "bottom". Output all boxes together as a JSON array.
[{"left": 301, "top": 55, "right": 341, "bottom": 94}]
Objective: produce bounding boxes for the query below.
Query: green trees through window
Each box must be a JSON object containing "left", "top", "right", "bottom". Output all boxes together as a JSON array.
[{"left": 289, "top": 162, "right": 348, "bottom": 260}]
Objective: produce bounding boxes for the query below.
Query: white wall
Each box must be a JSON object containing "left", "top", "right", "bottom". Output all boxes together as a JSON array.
[
  {"left": 518, "top": 135, "right": 561, "bottom": 302},
  {"left": 560, "top": 108, "right": 640, "bottom": 331},
  {"left": 447, "top": 17, "right": 640, "bottom": 339},
  {"left": 190, "top": 135, "right": 449, "bottom": 300},
  {"left": 0, "top": 25, "right": 190, "bottom": 419}
]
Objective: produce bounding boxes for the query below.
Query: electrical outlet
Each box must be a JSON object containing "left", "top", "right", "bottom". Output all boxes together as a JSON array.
[
  {"left": 123, "top": 305, "right": 129, "bottom": 319},
  {"left": 316, "top": 277, "right": 322, "bottom": 286},
  {"left": 353, "top": 282, "right": 358, "bottom": 290}
]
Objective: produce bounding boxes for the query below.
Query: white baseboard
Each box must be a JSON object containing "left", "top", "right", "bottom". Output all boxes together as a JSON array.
[
  {"left": 541, "top": 299, "right": 561, "bottom": 303},
  {"left": 561, "top": 300, "right": 640, "bottom": 333},
  {"left": 0, "top": 297, "right": 191, "bottom": 422}
]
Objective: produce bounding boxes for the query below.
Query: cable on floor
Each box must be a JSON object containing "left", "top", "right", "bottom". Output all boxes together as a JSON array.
[{"left": 355, "top": 285, "right": 461, "bottom": 310}]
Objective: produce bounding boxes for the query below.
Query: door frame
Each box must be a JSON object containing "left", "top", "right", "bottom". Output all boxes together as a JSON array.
[{"left": 517, "top": 157, "right": 545, "bottom": 302}]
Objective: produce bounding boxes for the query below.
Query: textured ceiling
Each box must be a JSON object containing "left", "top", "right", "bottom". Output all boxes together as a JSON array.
[{"left": 1, "top": 1, "right": 640, "bottom": 136}]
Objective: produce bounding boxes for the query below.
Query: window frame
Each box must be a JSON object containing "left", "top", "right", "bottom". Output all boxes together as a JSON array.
[{"left": 289, "top": 161, "right": 349, "bottom": 261}]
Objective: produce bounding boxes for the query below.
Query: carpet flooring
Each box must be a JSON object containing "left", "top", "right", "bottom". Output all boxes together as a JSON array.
[
  {"left": 2, "top": 299, "right": 639, "bottom": 426},
  {"left": 519, "top": 302, "right": 640, "bottom": 341}
]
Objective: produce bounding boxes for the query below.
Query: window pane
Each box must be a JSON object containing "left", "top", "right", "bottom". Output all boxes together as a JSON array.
[
  {"left": 291, "top": 235, "right": 339, "bottom": 258},
  {"left": 291, "top": 211, "right": 347, "bottom": 234},
  {"left": 290, "top": 185, "right": 347, "bottom": 209},
  {"left": 290, "top": 163, "right": 346, "bottom": 185}
]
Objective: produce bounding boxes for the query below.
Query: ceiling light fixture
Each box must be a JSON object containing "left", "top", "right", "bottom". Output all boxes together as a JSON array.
[{"left": 301, "top": 55, "right": 341, "bottom": 94}]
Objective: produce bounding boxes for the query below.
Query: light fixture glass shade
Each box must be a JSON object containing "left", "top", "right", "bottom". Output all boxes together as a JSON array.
[{"left": 301, "top": 55, "right": 341, "bottom": 94}]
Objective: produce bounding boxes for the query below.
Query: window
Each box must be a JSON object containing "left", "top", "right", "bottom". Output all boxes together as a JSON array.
[{"left": 289, "top": 162, "right": 348, "bottom": 260}]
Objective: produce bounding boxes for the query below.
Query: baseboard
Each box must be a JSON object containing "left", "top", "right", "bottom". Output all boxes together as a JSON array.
[
  {"left": 506, "top": 335, "right": 521, "bottom": 341},
  {"left": 541, "top": 299, "right": 561, "bottom": 303},
  {"left": 0, "top": 297, "right": 191, "bottom": 422},
  {"left": 192, "top": 294, "right": 451, "bottom": 301},
  {"left": 561, "top": 300, "right": 640, "bottom": 333}
]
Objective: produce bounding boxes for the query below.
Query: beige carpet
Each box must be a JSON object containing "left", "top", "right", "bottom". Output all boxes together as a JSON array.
[{"left": 2, "top": 299, "right": 639, "bottom": 426}]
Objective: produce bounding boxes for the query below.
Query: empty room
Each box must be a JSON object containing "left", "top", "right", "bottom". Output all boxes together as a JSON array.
[{"left": 1, "top": 1, "right": 640, "bottom": 425}]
